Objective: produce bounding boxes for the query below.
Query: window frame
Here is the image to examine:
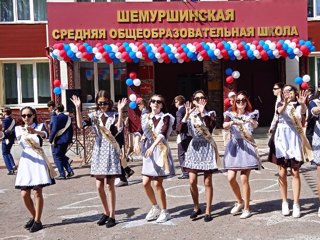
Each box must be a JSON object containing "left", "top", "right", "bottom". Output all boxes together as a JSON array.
[
  {"left": 0, "top": 0, "right": 47, "bottom": 24},
  {"left": 2, "top": 59, "right": 51, "bottom": 107},
  {"left": 308, "top": 0, "right": 320, "bottom": 20}
]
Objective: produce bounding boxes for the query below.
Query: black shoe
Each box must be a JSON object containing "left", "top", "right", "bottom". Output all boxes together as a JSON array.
[
  {"left": 7, "top": 170, "right": 15, "bottom": 175},
  {"left": 190, "top": 208, "right": 202, "bottom": 219},
  {"left": 24, "top": 218, "right": 34, "bottom": 229},
  {"left": 204, "top": 214, "right": 213, "bottom": 222},
  {"left": 105, "top": 218, "right": 116, "bottom": 228},
  {"left": 67, "top": 171, "right": 74, "bottom": 178},
  {"left": 13, "top": 166, "right": 17, "bottom": 171},
  {"left": 97, "top": 214, "right": 109, "bottom": 226},
  {"left": 125, "top": 169, "right": 135, "bottom": 179},
  {"left": 55, "top": 176, "right": 66, "bottom": 180},
  {"left": 29, "top": 221, "right": 43, "bottom": 233},
  {"left": 178, "top": 174, "right": 189, "bottom": 179}
]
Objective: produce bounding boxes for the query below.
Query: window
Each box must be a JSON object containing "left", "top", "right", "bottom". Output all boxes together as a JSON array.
[
  {"left": 78, "top": 62, "right": 126, "bottom": 104},
  {"left": 0, "top": 0, "right": 47, "bottom": 22},
  {"left": 3, "top": 62, "right": 50, "bottom": 105},
  {"left": 308, "top": 0, "right": 320, "bottom": 17}
]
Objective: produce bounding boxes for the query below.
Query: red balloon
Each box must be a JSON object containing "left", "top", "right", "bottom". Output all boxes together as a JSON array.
[
  {"left": 118, "top": 46, "right": 125, "bottom": 53},
  {"left": 54, "top": 79, "right": 61, "bottom": 87},
  {"left": 98, "top": 46, "right": 104, "bottom": 53},
  {"left": 57, "top": 43, "right": 64, "bottom": 50},
  {"left": 224, "top": 98, "right": 231, "bottom": 107},
  {"left": 60, "top": 50, "right": 67, "bottom": 58},
  {"left": 196, "top": 44, "right": 203, "bottom": 52},
  {"left": 177, "top": 47, "right": 184, "bottom": 54},
  {"left": 158, "top": 46, "right": 164, "bottom": 53},
  {"left": 161, "top": 52, "right": 168, "bottom": 60},
  {"left": 200, "top": 50, "right": 207, "bottom": 57},
  {"left": 217, "top": 42, "right": 224, "bottom": 50},
  {"left": 252, "top": 40, "right": 259, "bottom": 46},
  {"left": 238, "top": 43, "right": 244, "bottom": 51},
  {"left": 301, "top": 82, "right": 308, "bottom": 90},
  {"left": 116, "top": 42, "right": 122, "bottom": 47},
  {"left": 261, "top": 50, "right": 268, "bottom": 58},
  {"left": 78, "top": 45, "right": 86, "bottom": 53},
  {"left": 102, "top": 52, "right": 110, "bottom": 60},
  {"left": 121, "top": 52, "right": 129, "bottom": 59},
  {"left": 129, "top": 72, "right": 137, "bottom": 79},
  {"left": 226, "top": 76, "right": 234, "bottom": 84},
  {"left": 174, "top": 43, "right": 180, "bottom": 48},
  {"left": 96, "top": 43, "right": 103, "bottom": 48},
  {"left": 257, "top": 45, "right": 263, "bottom": 51},
  {"left": 240, "top": 50, "right": 247, "bottom": 57},
  {"left": 180, "top": 52, "right": 187, "bottom": 60},
  {"left": 138, "top": 45, "right": 146, "bottom": 52},
  {"left": 276, "top": 42, "right": 283, "bottom": 50}
]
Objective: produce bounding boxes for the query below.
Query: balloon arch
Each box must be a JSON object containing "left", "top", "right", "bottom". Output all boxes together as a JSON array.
[{"left": 50, "top": 39, "right": 315, "bottom": 64}]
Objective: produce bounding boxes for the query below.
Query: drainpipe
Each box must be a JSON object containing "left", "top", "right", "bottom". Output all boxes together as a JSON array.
[{"left": 45, "top": 47, "right": 55, "bottom": 101}]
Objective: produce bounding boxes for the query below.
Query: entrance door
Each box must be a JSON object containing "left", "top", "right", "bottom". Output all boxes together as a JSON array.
[{"left": 177, "top": 73, "right": 207, "bottom": 101}]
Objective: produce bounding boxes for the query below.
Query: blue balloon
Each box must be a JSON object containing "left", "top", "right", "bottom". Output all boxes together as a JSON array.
[
  {"left": 129, "top": 52, "right": 136, "bottom": 59},
  {"left": 207, "top": 50, "right": 214, "bottom": 57},
  {"left": 129, "top": 101, "right": 137, "bottom": 109},
  {"left": 104, "top": 44, "right": 112, "bottom": 53},
  {"left": 83, "top": 43, "right": 89, "bottom": 47},
  {"left": 259, "top": 40, "right": 265, "bottom": 46},
  {"left": 299, "top": 40, "right": 305, "bottom": 45},
  {"left": 86, "top": 46, "right": 93, "bottom": 53},
  {"left": 168, "top": 53, "right": 175, "bottom": 60},
  {"left": 224, "top": 43, "right": 231, "bottom": 50},
  {"left": 63, "top": 44, "right": 70, "bottom": 51},
  {"left": 228, "top": 50, "right": 234, "bottom": 57},
  {"left": 50, "top": 52, "right": 57, "bottom": 59},
  {"left": 148, "top": 52, "right": 155, "bottom": 59},
  {"left": 53, "top": 87, "right": 61, "bottom": 95},
  {"left": 125, "top": 47, "right": 132, "bottom": 52},
  {"left": 126, "top": 78, "right": 133, "bottom": 86},
  {"left": 225, "top": 68, "right": 233, "bottom": 76},
  {"left": 172, "top": 58, "right": 177, "bottom": 64},
  {"left": 289, "top": 54, "right": 295, "bottom": 59},
  {"left": 123, "top": 42, "right": 129, "bottom": 47},
  {"left": 146, "top": 45, "right": 152, "bottom": 52},
  {"left": 187, "top": 52, "right": 194, "bottom": 58},
  {"left": 247, "top": 50, "right": 253, "bottom": 57},
  {"left": 109, "top": 52, "right": 115, "bottom": 59},
  {"left": 305, "top": 41, "right": 312, "bottom": 48},
  {"left": 113, "top": 58, "right": 120, "bottom": 64},
  {"left": 311, "top": 46, "right": 316, "bottom": 52},
  {"left": 244, "top": 44, "right": 250, "bottom": 51},
  {"left": 263, "top": 44, "right": 269, "bottom": 50},
  {"left": 287, "top": 48, "right": 293, "bottom": 55},
  {"left": 164, "top": 46, "right": 171, "bottom": 53},
  {"left": 230, "top": 56, "right": 236, "bottom": 61},
  {"left": 183, "top": 47, "right": 189, "bottom": 53},
  {"left": 282, "top": 43, "right": 288, "bottom": 50},
  {"left": 133, "top": 58, "right": 140, "bottom": 63},
  {"left": 67, "top": 50, "right": 75, "bottom": 58},
  {"left": 294, "top": 77, "right": 303, "bottom": 85}
]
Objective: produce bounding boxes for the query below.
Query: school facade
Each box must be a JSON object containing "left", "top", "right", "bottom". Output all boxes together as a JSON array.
[{"left": 0, "top": 0, "right": 318, "bottom": 127}]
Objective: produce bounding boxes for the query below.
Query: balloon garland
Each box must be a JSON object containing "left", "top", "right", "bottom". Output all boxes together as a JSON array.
[
  {"left": 126, "top": 72, "right": 141, "bottom": 109},
  {"left": 50, "top": 39, "right": 315, "bottom": 64}
]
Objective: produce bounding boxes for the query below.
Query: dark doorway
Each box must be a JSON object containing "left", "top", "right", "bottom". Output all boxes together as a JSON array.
[
  {"left": 226, "top": 59, "right": 284, "bottom": 126},
  {"left": 177, "top": 73, "right": 207, "bottom": 101}
]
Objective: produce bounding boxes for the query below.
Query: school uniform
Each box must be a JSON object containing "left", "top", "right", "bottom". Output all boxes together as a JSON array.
[{"left": 2, "top": 115, "right": 16, "bottom": 172}]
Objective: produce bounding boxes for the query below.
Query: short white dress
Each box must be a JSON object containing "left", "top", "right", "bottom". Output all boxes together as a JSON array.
[
  {"left": 309, "top": 99, "right": 320, "bottom": 166},
  {"left": 15, "top": 123, "right": 55, "bottom": 189},
  {"left": 223, "top": 110, "right": 260, "bottom": 170},
  {"left": 141, "top": 112, "right": 175, "bottom": 177}
]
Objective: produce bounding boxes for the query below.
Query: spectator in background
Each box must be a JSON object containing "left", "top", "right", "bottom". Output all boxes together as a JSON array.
[
  {"left": 1, "top": 107, "right": 16, "bottom": 175},
  {"left": 173, "top": 95, "right": 191, "bottom": 179}
]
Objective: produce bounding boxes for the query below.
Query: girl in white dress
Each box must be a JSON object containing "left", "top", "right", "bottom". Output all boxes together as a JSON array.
[
  {"left": 71, "top": 90, "right": 127, "bottom": 228},
  {"left": 141, "top": 94, "right": 175, "bottom": 223},
  {"left": 269, "top": 84, "right": 311, "bottom": 218},
  {"left": 223, "top": 92, "right": 260, "bottom": 219},
  {"left": 15, "top": 106, "right": 55, "bottom": 233}
]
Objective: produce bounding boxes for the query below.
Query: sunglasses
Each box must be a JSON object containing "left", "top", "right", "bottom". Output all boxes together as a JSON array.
[
  {"left": 283, "top": 88, "right": 293, "bottom": 93},
  {"left": 236, "top": 99, "right": 247, "bottom": 104},
  {"left": 97, "top": 101, "right": 110, "bottom": 106},
  {"left": 21, "top": 114, "right": 33, "bottom": 118},
  {"left": 194, "top": 96, "right": 206, "bottom": 102},
  {"left": 150, "top": 99, "right": 162, "bottom": 104},
  {"left": 273, "top": 87, "right": 280, "bottom": 90}
]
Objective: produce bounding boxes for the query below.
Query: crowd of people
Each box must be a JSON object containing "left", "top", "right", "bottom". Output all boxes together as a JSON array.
[{"left": 1, "top": 83, "right": 320, "bottom": 232}]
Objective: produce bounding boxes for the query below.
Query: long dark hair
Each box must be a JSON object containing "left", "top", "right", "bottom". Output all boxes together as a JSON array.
[
  {"left": 148, "top": 94, "right": 167, "bottom": 113},
  {"left": 191, "top": 90, "right": 208, "bottom": 110},
  {"left": 20, "top": 106, "right": 38, "bottom": 124},
  {"left": 95, "top": 90, "right": 113, "bottom": 111},
  {"left": 282, "top": 84, "right": 298, "bottom": 102}
]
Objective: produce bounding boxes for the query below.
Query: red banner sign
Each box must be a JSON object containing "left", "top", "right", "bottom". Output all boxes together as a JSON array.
[{"left": 48, "top": 0, "right": 307, "bottom": 45}]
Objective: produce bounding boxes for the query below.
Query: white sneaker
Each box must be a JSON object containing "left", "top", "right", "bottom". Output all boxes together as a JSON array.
[
  {"left": 145, "top": 205, "right": 161, "bottom": 221},
  {"left": 282, "top": 201, "right": 290, "bottom": 216},
  {"left": 231, "top": 202, "right": 244, "bottom": 215},
  {"left": 240, "top": 210, "right": 252, "bottom": 219},
  {"left": 318, "top": 207, "right": 320, "bottom": 218},
  {"left": 292, "top": 203, "right": 301, "bottom": 218},
  {"left": 156, "top": 209, "right": 171, "bottom": 223}
]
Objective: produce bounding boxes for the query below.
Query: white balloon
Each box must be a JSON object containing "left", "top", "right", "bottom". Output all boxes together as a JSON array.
[
  {"left": 273, "top": 49, "right": 279, "bottom": 57},
  {"left": 265, "top": 40, "right": 272, "bottom": 45},
  {"left": 269, "top": 43, "right": 276, "bottom": 51},
  {"left": 95, "top": 52, "right": 102, "bottom": 60},
  {"left": 136, "top": 51, "right": 143, "bottom": 58},
  {"left": 234, "top": 50, "right": 240, "bottom": 57},
  {"left": 284, "top": 39, "right": 291, "bottom": 45},
  {"left": 214, "top": 49, "right": 220, "bottom": 56},
  {"left": 253, "top": 50, "right": 260, "bottom": 57},
  {"left": 120, "top": 58, "right": 126, "bottom": 63},
  {"left": 115, "top": 52, "right": 121, "bottom": 59},
  {"left": 171, "top": 47, "right": 177, "bottom": 54},
  {"left": 190, "top": 45, "right": 196, "bottom": 53},
  {"left": 129, "top": 43, "right": 135, "bottom": 48},
  {"left": 174, "top": 53, "right": 180, "bottom": 59},
  {"left": 232, "top": 71, "right": 240, "bottom": 79},
  {"left": 302, "top": 75, "right": 311, "bottom": 83},
  {"left": 293, "top": 48, "right": 300, "bottom": 54},
  {"left": 92, "top": 47, "right": 99, "bottom": 54},
  {"left": 71, "top": 45, "right": 78, "bottom": 53},
  {"left": 178, "top": 59, "right": 184, "bottom": 63},
  {"left": 250, "top": 45, "right": 256, "bottom": 51},
  {"left": 217, "top": 55, "right": 223, "bottom": 59},
  {"left": 111, "top": 44, "right": 118, "bottom": 53},
  {"left": 231, "top": 43, "right": 237, "bottom": 51},
  {"left": 236, "top": 55, "right": 243, "bottom": 60},
  {"left": 210, "top": 43, "right": 216, "bottom": 50},
  {"left": 129, "top": 94, "right": 137, "bottom": 102},
  {"left": 155, "top": 52, "right": 161, "bottom": 59},
  {"left": 133, "top": 78, "right": 141, "bottom": 86},
  {"left": 197, "top": 55, "right": 204, "bottom": 61},
  {"left": 76, "top": 52, "right": 83, "bottom": 58},
  {"left": 158, "top": 58, "right": 164, "bottom": 63},
  {"left": 131, "top": 45, "right": 138, "bottom": 52},
  {"left": 53, "top": 49, "right": 60, "bottom": 56},
  {"left": 297, "top": 52, "right": 303, "bottom": 57},
  {"left": 289, "top": 42, "right": 296, "bottom": 49},
  {"left": 60, "top": 83, "right": 68, "bottom": 90}
]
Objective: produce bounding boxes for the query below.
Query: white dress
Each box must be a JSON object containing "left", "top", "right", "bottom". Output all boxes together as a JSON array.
[{"left": 15, "top": 123, "right": 55, "bottom": 189}]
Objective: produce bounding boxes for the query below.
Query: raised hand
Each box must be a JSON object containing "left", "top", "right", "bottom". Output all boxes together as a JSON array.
[
  {"left": 296, "top": 90, "right": 308, "bottom": 105},
  {"left": 198, "top": 98, "right": 207, "bottom": 113},
  {"left": 118, "top": 98, "right": 127, "bottom": 111},
  {"left": 70, "top": 95, "right": 81, "bottom": 108},
  {"left": 184, "top": 101, "right": 195, "bottom": 116}
]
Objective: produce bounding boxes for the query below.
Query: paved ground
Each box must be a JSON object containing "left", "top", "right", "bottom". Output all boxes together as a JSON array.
[{"left": 0, "top": 129, "right": 320, "bottom": 240}]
